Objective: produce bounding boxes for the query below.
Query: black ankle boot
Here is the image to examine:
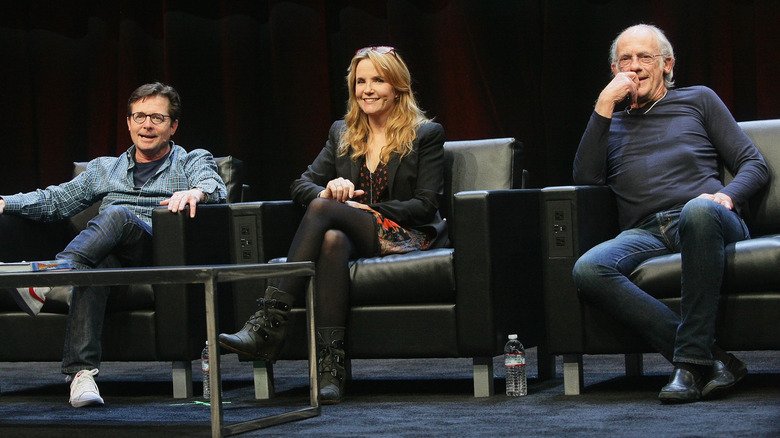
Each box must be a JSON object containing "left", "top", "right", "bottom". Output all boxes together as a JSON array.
[
  {"left": 317, "top": 327, "right": 346, "bottom": 404},
  {"left": 218, "top": 286, "right": 293, "bottom": 363}
]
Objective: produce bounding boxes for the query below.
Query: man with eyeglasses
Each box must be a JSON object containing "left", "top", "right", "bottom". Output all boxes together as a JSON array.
[
  {"left": 571, "top": 24, "right": 768, "bottom": 403},
  {"left": 0, "top": 82, "right": 227, "bottom": 407}
]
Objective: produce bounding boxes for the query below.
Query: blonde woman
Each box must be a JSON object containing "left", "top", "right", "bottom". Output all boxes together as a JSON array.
[{"left": 219, "top": 46, "right": 445, "bottom": 403}]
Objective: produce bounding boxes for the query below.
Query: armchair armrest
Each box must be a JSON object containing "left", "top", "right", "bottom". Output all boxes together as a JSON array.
[
  {"left": 452, "top": 188, "right": 544, "bottom": 356},
  {"left": 540, "top": 185, "right": 618, "bottom": 353},
  {"left": 228, "top": 201, "right": 304, "bottom": 262},
  {"left": 152, "top": 204, "right": 234, "bottom": 266},
  {"left": 152, "top": 201, "right": 304, "bottom": 347},
  {"left": 151, "top": 204, "right": 237, "bottom": 358}
]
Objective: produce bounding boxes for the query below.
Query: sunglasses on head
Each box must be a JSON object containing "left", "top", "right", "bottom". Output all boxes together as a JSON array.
[{"left": 355, "top": 46, "right": 396, "bottom": 56}]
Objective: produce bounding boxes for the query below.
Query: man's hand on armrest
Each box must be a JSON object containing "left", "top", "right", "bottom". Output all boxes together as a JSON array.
[{"left": 160, "top": 189, "right": 205, "bottom": 218}]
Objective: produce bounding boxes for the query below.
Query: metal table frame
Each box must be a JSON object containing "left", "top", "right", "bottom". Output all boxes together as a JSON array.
[{"left": 0, "top": 262, "right": 320, "bottom": 437}]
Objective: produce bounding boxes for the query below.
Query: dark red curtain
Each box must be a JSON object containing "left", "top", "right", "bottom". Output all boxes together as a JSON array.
[{"left": 2, "top": 0, "right": 779, "bottom": 199}]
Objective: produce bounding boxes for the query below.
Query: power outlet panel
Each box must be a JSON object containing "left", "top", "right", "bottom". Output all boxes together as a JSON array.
[
  {"left": 232, "top": 215, "right": 259, "bottom": 264},
  {"left": 546, "top": 199, "right": 573, "bottom": 258}
]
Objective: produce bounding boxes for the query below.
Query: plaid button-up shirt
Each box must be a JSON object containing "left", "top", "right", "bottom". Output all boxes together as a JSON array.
[{"left": 3, "top": 143, "right": 227, "bottom": 227}]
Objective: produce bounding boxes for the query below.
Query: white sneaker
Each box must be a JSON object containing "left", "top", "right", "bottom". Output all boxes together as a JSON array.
[
  {"left": 69, "top": 369, "right": 104, "bottom": 407},
  {"left": 10, "top": 287, "right": 50, "bottom": 316}
]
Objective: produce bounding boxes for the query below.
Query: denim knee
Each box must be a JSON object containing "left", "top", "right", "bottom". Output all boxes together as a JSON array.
[
  {"left": 572, "top": 253, "right": 600, "bottom": 293},
  {"left": 96, "top": 205, "right": 137, "bottom": 223},
  {"left": 58, "top": 205, "right": 150, "bottom": 268},
  {"left": 680, "top": 198, "right": 718, "bottom": 225}
]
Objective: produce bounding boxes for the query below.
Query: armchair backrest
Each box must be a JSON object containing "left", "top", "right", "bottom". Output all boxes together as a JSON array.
[
  {"left": 70, "top": 155, "right": 244, "bottom": 232},
  {"left": 727, "top": 120, "right": 780, "bottom": 236},
  {"left": 212, "top": 156, "right": 245, "bottom": 203},
  {"left": 72, "top": 155, "right": 244, "bottom": 203},
  {"left": 441, "top": 138, "right": 524, "bottom": 220}
]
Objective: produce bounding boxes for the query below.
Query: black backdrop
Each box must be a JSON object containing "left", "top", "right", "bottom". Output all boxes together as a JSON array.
[{"left": 2, "top": 0, "right": 779, "bottom": 200}]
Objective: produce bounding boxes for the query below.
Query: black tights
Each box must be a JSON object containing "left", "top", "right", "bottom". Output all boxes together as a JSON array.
[{"left": 278, "top": 197, "right": 378, "bottom": 327}]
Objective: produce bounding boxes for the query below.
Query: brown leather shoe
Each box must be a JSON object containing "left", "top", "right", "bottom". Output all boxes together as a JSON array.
[{"left": 659, "top": 367, "right": 702, "bottom": 404}]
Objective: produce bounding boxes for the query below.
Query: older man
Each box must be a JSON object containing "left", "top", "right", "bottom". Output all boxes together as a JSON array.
[
  {"left": 0, "top": 82, "right": 227, "bottom": 407},
  {"left": 571, "top": 24, "right": 768, "bottom": 403}
]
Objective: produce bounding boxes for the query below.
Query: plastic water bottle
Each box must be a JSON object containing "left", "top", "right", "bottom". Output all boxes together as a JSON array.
[
  {"left": 504, "top": 334, "right": 527, "bottom": 396},
  {"left": 202, "top": 341, "right": 210, "bottom": 399}
]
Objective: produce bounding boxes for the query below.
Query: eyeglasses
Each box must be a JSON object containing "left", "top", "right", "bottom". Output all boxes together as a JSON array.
[
  {"left": 130, "top": 112, "right": 171, "bottom": 125},
  {"left": 616, "top": 53, "right": 665, "bottom": 68},
  {"left": 355, "top": 46, "right": 396, "bottom": 56}
]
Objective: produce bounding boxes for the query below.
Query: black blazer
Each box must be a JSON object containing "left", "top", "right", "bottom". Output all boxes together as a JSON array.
[{"left": 291, "top": 120, "right": 446, "bottom": 244}]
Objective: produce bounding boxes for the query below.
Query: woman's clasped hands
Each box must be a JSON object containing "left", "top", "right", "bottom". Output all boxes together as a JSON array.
[{"left": 320, "top": 177, "right": 366, "bottom": 204}]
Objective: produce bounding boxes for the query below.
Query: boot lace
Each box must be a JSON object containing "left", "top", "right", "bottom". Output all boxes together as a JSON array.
[{"left": 318, "top": 339, "right": 345, "bottom": 380}]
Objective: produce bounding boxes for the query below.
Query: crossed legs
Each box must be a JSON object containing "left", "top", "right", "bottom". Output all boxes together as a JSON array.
[
  {"left": 279, "top": 197, "right": 378, "bottom": 326},
  {"left": 573, "top": 198, "right": 749, "bottom": 402}
]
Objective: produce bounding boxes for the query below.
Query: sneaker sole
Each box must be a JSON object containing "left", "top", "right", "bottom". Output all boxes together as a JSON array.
[
  {"left": 71, "top": 397, "right": 104, "bottom": 408},
  {"left": 9, "top": 288, "right": 43, "bottom": 316}
]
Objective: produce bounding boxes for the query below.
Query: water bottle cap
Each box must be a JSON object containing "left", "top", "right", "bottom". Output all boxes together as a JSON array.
[{"left": 508, "top": 334, "right": 518, "bottom": 339}]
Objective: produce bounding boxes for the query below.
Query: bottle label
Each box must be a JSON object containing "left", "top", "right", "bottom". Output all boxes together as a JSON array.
[
  {"left": 202, "top": 360, "right": 210, "bottom": 372},
  {"left": 504, "top": 352, "right": 526, "bottom": 367}
]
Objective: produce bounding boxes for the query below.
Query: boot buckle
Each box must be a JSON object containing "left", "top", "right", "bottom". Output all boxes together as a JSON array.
[
  {"left": 250, "top": 324, "right": 270, "bottom": 340},
  {"left": 258, "top": 298, "right": 291, "bottom": 312}
]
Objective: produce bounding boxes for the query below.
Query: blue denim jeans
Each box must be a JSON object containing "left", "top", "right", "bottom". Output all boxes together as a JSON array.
[
  {"left": 572, "top": 197, "right": 749, "bottom": 366},
  {"left": 58, "top": 206, "right": 153, "bottom": 375}
]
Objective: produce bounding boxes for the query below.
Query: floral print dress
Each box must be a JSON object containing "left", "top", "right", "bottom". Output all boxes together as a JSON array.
[{"left": 357, "top": 160, "right": 432, "bottom": 255}]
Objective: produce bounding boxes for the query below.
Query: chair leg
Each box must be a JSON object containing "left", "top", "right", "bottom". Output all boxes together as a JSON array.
[
  {"left": 536, "top": 344, "right": 556, "bottom": 381},
  {"left": 562, "top": 354, "right": 584, "bottom": 395},
  {"left": 253, "top": 361, "right": 275, "bottom": 399},
  {"left": 172, "top": 360, "right": 193, "bottom": 399},
  {"left": 625, "top": 353, "right": 643, "bottom": 377},
  {"left": 344, "top": 357, "right": 353, "bottom": 382},
  {"left": 472, "top": 357, "right": 494, "bottom": 397}
]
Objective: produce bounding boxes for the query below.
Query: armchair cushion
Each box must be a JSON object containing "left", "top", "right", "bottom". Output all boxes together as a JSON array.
[
  {"left": 271, "top": 248, "right": 456, "bottom": 306},
  {"left": 630, "top": 235, "right": 780, "bottom": 298},
  {"left": 349, "top": 249, "right": 455, "bottom": 305}
]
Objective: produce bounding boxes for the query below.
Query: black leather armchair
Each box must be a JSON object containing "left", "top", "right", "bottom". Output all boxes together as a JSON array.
[
  {"left": 540, "top": 119, "right": 780, "bottom": 395},
  {"left": 227, "top": 138, "right": 551, "bottom": 398},
  {"left": 0, "top": 156, "right": 246, "bottom": 398}
]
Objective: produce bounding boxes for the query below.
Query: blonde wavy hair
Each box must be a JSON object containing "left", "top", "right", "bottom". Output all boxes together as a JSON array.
[{"left": 340, "top": 48, "right": 430, "bottom": 163}]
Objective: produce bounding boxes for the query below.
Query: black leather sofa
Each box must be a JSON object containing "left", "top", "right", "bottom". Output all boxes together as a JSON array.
[{"left": 540, "top": 119, "right": 780, "bottom": 394}]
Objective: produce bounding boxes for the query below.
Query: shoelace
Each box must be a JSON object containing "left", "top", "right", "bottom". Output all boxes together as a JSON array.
[
  {"left": 318, "top": 341, "right": 345, "bottom": 378},
  {"left": 70, "top": 369, "right": 99, "bottom": 392}
]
